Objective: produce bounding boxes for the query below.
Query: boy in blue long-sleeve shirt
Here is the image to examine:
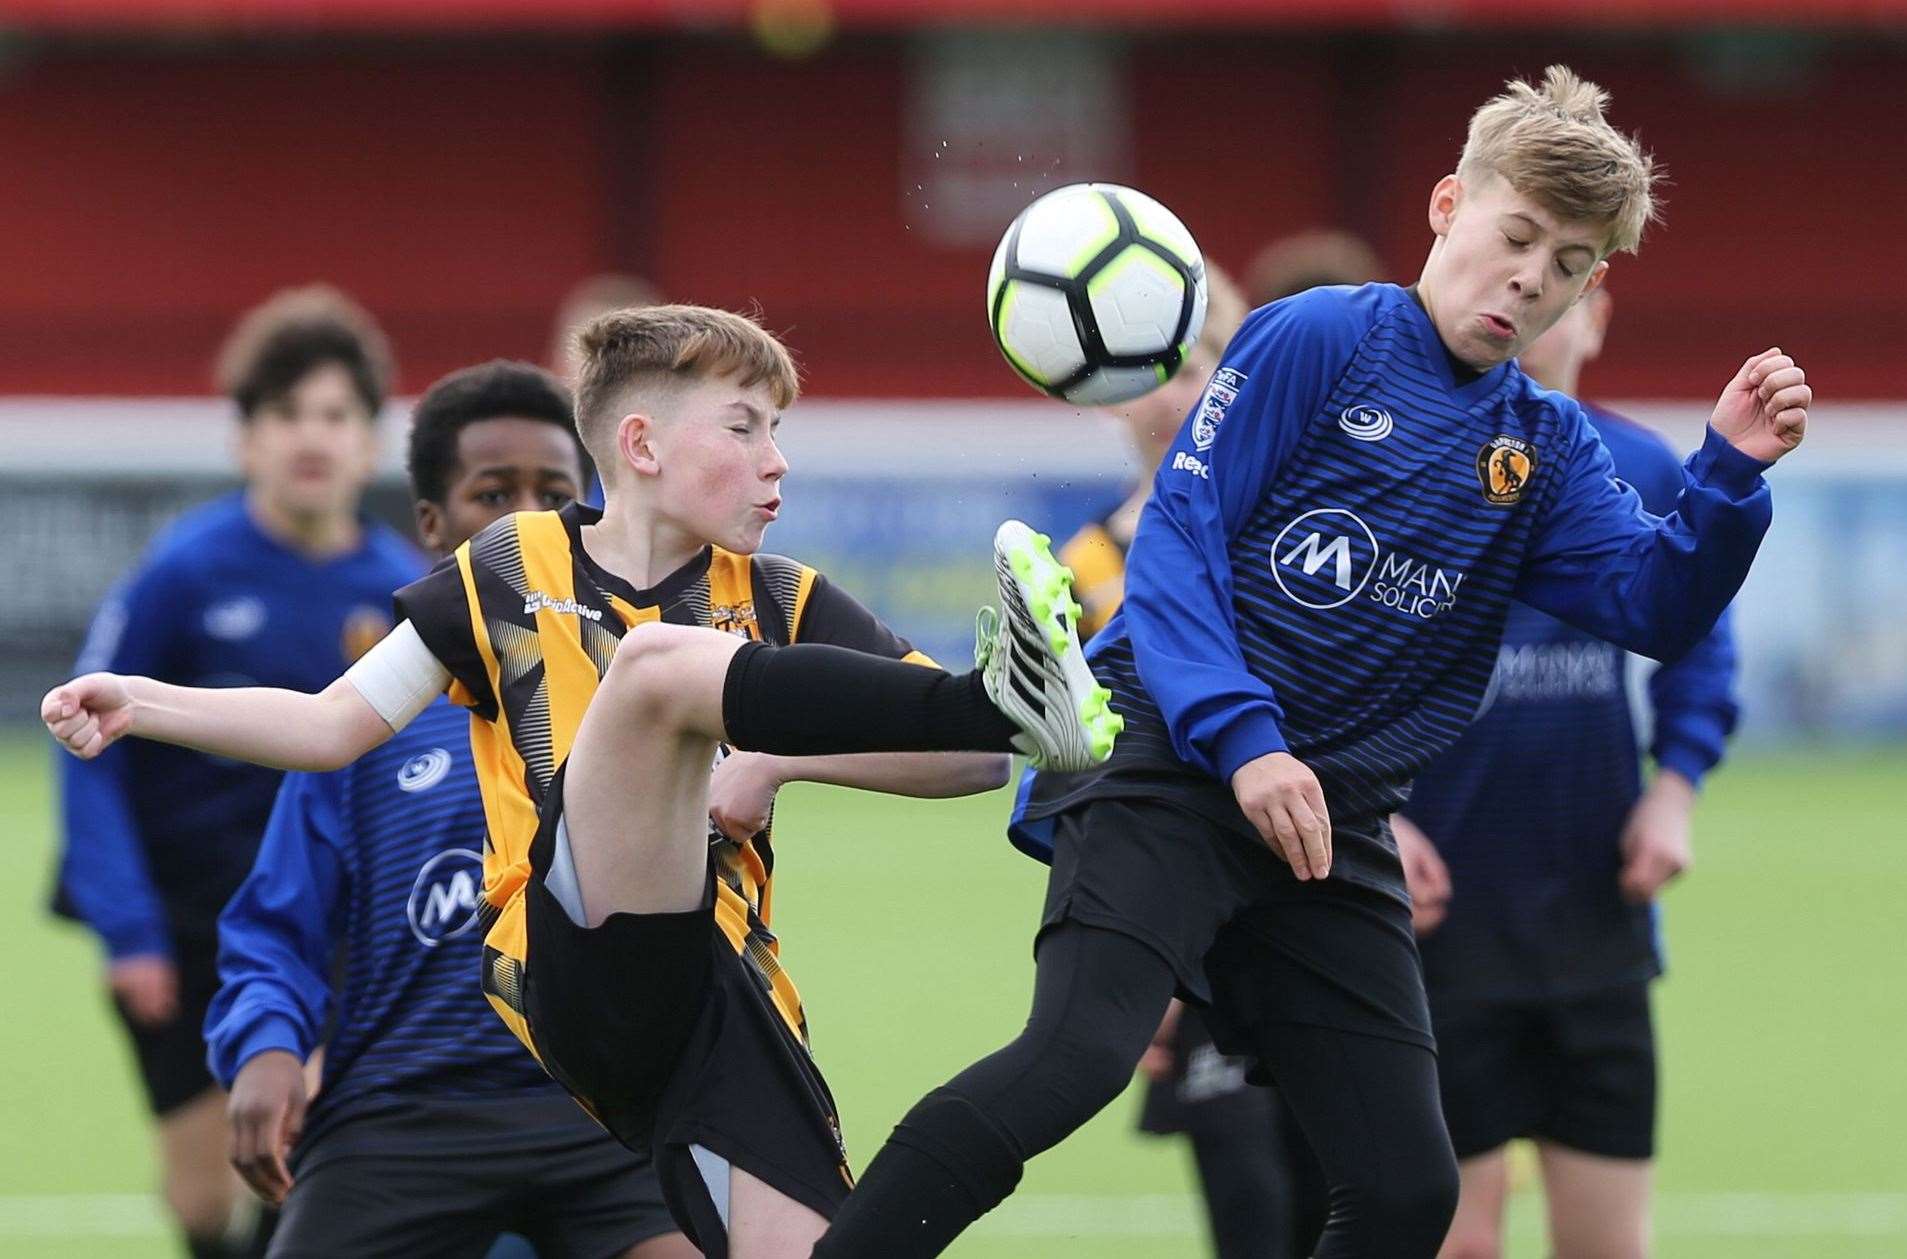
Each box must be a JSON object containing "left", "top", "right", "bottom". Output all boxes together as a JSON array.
[
  {"left": 815, "top": 65, "right": 1810, "bottom": 1258},
  {"left": 1398, "top": 289, "right": 1739, "bottom": 1259},
  {"left": 206, "top": 361, "right": 694, "bottom": 1258},
  {"left": 55, "top": 287, "right": 420, "bottom": 1259}
]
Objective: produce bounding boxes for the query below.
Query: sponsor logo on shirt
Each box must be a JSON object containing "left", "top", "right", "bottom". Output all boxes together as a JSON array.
[
  {"left": 1338, "top": 404, "right": 1394, "bottom": 443},
  {"left": 397, "top": 747, "right": 453, "bottom": 793},
  {"left": 203, "top": 596, "right": 267, "bottom": 641},
  {"left": 407, "top": 848, "right": 484, "bottom": 948},
  {"left": 1169, "top": 450, "right": 1209, "bottom": 479},
  {"left": 1191, "top": 367, "right": 1245, "bottom": 452},
  {"left": 1271, "top": 508, "right": 1465, "bottom": 619},
  {"left": 523, "top": 591, "right": 603, "bottom": 621},
  {"left": 1488, "top": 641, "right": 1623, "bottom": 706},
  {"left": 1477, "top": 434, "right": 1538, "bottom": 505}
]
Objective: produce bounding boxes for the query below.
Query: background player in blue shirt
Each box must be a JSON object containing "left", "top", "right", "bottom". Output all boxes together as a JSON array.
[
  {"left": 54, "top": 286, "right": 421, "bottom": 1259},
  {"left": 1395, "top": 288, "right": 1739, "bottom": 1259},
  {"left": 815, "top": 66, "right": 1810, "bottom": 1258},
  {"left": 206, "top": 361, "right": 696, "bottom": 1258}
]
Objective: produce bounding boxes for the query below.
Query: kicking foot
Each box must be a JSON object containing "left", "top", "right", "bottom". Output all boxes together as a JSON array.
[{"left": 977, "top": 521, "right": 1122, "bottom": 772}]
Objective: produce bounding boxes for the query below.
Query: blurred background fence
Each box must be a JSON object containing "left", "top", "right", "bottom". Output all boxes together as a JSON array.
[{"left": 4, "top": 399, "right": 1903, "bottom": 743}]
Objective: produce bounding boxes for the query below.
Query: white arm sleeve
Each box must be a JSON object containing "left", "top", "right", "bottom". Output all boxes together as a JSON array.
[{"left": 343, "top": 620, "right": 453, "bottom": 732}]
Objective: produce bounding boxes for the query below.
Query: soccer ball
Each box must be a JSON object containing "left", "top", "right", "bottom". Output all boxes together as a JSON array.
[{"left": 987, "top": 183, "right": 1208, "bottom": 406}]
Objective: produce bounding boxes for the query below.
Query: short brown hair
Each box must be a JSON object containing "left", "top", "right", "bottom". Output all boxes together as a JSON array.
[
  {"left": 216, "top": 284, "right": 393, "bottom": 420},
  {"left": 1457, "top": 65, "right": 1660, "bottom": 256},
  {"left": 571, "top": 304, "right": 800, "bottom": 465}
]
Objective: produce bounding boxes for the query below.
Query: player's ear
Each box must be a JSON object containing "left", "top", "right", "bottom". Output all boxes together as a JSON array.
[
  {"left": 1579, "top": 281, "right": 1613, "bottom": 359},
  {"left": 414, "top": 499, "right": 446, "bottom": 552},
  {"left": 618, "top": 412, "right": 661, "bottom": 478},
  {"left": 1427, "top": 175, "right": 1463, "bottom": 240},
  {"left": 1580, "top": 260, "right": 1610, "bottom": 299}
]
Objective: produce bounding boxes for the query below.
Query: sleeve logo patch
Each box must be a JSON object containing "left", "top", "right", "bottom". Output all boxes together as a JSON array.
[
  {"left": 1191, "top": 367, "right": 1247, "bottom": 451},
  {"left": 1477, "top": 435, "right": 1538, "bottom": 505}
]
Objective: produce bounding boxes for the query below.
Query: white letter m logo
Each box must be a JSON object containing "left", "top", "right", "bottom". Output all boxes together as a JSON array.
[{"left": 1280, "top": 531, "right": 1354, "bottom": 590}]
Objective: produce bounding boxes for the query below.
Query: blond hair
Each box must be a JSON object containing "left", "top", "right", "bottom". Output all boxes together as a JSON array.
[
  {"left": 572, "top": 304, "right": 800, "bottom": 466},
  {"left": 1458, "top": 65, "right": 1660, "bottom": 256}
]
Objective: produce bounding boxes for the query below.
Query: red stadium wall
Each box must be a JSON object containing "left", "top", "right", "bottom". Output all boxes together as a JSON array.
[{"left": 0, "top": 33, "right": 1896, "bottom": 400}]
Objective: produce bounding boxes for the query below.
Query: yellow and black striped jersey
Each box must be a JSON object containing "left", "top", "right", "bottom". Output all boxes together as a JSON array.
[
  {"left": 393, "top": 502, "right": 932, "bottom": 1052},
  {"left": 1060, "top": 519, "right": 1131, "bottom": 643}
]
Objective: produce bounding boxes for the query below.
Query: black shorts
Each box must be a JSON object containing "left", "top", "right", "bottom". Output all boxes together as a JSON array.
[
  {"left": 111, "top": 932, "right": 220, "bottom": 1116},
  {"left": 1430, "top": 982, "right": 1656, "bottom": 1161},
  {"left": 519, "top": 776, "right": 852, "bottom": 1254},
  {"left": 271, "top": 1094, "right": 677, "bottom": 1258},
  {"left": 1042, "top": 795, "right": 1434, "bottom": 1072}
]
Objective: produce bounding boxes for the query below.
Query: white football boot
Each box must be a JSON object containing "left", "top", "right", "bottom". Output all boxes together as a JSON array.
[{"left": 976, "top": 520, "right": 1122, "bottom": 772}]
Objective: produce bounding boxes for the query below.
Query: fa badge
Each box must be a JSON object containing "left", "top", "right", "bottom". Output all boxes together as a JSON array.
[
  {"left": 1477, "top": 435, "right": 1537, "bottom": 506},
  {"left": 1192, "top": 368, "right": 1246, "bottom": 451}
]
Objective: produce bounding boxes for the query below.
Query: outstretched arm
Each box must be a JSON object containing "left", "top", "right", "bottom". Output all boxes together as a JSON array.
[
  {"left": 43, "top": 621, "right": 448, "bottom": 772},
  {"left": 708, "top": 750, "right": 1011, "bottom": 841},
  {"left": 1517, "top": 351, "right": 1807, "bottom": 661}
]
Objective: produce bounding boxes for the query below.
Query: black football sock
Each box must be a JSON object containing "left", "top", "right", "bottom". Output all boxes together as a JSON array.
[
  {"left": 810, "top": 1090, "right": 1024, "bottom": 1259},
  {"left": 720, "top": 640, "right": 1019, "bottom": 756}
]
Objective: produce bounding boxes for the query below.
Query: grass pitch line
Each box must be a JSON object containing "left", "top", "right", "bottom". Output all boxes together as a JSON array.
[{"left": 0, "top": 1194, "right": 165, "bottom": 1237}]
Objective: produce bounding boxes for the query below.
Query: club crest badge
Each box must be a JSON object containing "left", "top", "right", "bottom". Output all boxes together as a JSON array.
[
  {"left": 1477, "top": 435, "right": 1537, "bottom": 506},
  {"left": 711, "top": 600, "right": 761, "bottom": 639},
  {"left": 341, "top": 605, "right": 395, "bottom": 662}
]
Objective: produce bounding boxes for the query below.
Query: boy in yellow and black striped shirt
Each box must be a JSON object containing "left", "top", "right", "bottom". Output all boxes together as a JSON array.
[{"left": 46, "top": 305, "right": 1121, "bottom": 1259}]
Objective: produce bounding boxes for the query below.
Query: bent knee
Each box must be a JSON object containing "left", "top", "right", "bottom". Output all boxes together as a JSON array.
[
  {"left": 1048, "top": 1031, "right": 1149, "bottom": 1113},
  {"left": 1382, "top": 1157, "right": 1462, "bottom": 1251},
  {"left": 1334, "top": 1156, "right": 1459, "bottom": 1253},
  {"left": 603, "top": 622, "right": 706, "bottom": 712},
  {"left": 611, "top": 620, "right": 704, "bottom": 669}
]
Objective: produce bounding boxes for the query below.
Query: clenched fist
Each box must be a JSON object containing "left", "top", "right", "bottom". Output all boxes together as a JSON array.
[
  {"left": 42, "top": 674, "right": 137, "bottom": 760},
  {"left": 1711, "top": 348, "right": 1810, "bottom": 464}
]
